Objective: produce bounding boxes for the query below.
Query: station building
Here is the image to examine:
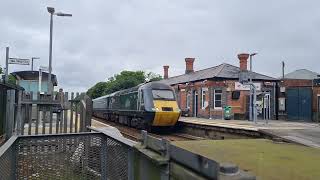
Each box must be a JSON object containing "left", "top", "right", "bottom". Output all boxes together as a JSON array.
[
  {"left": 11, "top": 71, "right": 58, "bottom": 99},
  {"left": 159, "top": 54, "right": 278, "bottom": 120},
  {"left": 278, "top": 69, "right": 320, "bottom": 122}
]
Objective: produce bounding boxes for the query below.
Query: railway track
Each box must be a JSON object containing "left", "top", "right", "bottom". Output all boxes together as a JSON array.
[{"left": 92, "top": 117, "right": 203, "bottom": 142}]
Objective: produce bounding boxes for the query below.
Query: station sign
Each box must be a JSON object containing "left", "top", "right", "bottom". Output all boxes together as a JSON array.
[
  {"left": 8, "top": 58, "right": 30, "bottom": 65},
  {"left": 235, "top": 82, "right": 261, "bottom": 91}
]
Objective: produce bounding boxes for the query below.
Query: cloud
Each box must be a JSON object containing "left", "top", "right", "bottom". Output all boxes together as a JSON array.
[{"left": 1, "top": 0, "right": 319, "bottom": 92}]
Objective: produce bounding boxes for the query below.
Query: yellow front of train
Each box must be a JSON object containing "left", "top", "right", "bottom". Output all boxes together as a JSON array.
[{"left": 151, "top": 89, "right": 181, "bottom": 126}]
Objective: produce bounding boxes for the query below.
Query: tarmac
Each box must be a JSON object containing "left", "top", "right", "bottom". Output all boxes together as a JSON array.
[{"left": 179, "top": 117, "right": 320, "bottom": 148}]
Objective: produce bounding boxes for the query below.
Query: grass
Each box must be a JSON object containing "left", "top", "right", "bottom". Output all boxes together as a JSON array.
[{"left": 173, "top": 139, "right": 320, "bottom": 180}]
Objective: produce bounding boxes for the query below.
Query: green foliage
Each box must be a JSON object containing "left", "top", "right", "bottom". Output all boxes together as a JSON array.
[
  {"left": 87, "top": 70, "right": 163, "bottom": 99},
  {"left": 146, "top": 72, "right": 163, "bottom": 82},
  {"left": 8, "top": 75, "right": 16, "bottom": 84},
  {"left": 0, "top": 66, "right": 16, "bottom": 84}
]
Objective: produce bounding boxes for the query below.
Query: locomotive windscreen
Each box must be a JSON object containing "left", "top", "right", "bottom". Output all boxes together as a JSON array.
[{"left": 152, "top": 90, "right": 175, "bottom": 100}]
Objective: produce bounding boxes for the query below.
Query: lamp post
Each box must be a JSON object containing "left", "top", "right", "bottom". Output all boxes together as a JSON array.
[
  {"left": 249, "top": 53, "right": 258, "bottom": 121},
  {"left": 31, "top": 57, "right": 40, "bottom": 71},
  {"left": 47, "top": 7, "right": 72, "bottom": 94}
]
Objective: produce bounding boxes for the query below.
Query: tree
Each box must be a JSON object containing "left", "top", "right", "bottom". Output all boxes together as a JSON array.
[
  {"left": 87, "top": 82, "right": 108, "bottom": 99},
  {"left": 146, "top": 72, "right": 162, "bottom": 82},
  {"left": 87, "top": 70, "right": 163, "bottom": 99},
  {"left": 0, "top": 66, "right": 2, "bottom": 74}
]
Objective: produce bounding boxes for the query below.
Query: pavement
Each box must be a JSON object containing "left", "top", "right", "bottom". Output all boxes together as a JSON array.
[{"left": 179, "top": 117, "right": 320, "bottom": 148}]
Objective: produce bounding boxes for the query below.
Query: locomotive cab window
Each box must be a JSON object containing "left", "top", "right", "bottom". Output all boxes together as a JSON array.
[{"left": 152, "top": 90, "right": 175, "bottom": 100}]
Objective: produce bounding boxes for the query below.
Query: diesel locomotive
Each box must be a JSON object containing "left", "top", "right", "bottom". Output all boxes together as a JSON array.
[{"left": 92, "top": 82, "right": 181, "bottom": 129}]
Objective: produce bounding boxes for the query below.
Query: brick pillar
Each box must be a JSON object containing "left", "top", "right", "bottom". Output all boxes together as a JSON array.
[
  {"left": 237, "top": 53, "right": 249, "bottom": 71},
  {"left": 185, "top": 58, "right": 195, "bottom": 74},
  {"left": 163, "top": 65, "right": 169, "bottom": 79}
]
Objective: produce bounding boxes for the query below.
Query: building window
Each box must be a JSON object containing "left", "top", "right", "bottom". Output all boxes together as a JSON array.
[
  {"left": 201, "top": 88, "right": 207, "bottom": 109},
  {"left": 214, "top": 89, "right": 222, "bottom": 109},
  {"left": 186, "top": 92, "right": 191, "bottom": 109}
]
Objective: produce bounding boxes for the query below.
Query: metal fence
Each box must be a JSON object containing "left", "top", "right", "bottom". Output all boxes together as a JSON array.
[{"left": 0, "top": 131, "right": 136, "bottom": 180}]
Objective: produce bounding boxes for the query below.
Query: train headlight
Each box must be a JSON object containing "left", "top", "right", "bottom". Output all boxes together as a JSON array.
[
  {"left": 175, "top": 108, "right": 181, "bottom": 112},
  {"left": 151, "top": 107, "right": 160, "bottom": 111}
]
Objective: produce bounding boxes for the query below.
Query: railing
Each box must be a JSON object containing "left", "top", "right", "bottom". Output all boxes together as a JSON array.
[
  {"left": 0, "top": 131, "right": 136, "bottom": 180},
  {"left": 16, "top": 91, "right": 92, "bottom": 136},
  {"left": 0, "top": 128, "right": 256, "bottom": 180}
]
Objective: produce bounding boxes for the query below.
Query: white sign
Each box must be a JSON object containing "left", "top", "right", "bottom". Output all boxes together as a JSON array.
[
  {"left": 39, "top": 66, "right": 49, "bottom": 71},
  {"left": 235, "top": 82, "right": 261, "bottom": 91},
  {"left": 8, "top": 58, "right": 30, "bottom": 65}
]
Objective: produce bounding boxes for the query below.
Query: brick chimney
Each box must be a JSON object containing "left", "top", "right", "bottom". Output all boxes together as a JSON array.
[
  {"left": 163, "top": 65, "right": 169, "bottom": 79},
  {"left": 185, "top": 58, "right": 195, "bottom": 74},
  {"left": 237, "top": 53, "right": 249, "bottom": 71}
]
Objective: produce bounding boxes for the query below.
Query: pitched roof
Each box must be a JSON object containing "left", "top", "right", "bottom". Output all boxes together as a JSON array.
[
  {"left": 283, "top": 69, "right": 320, "bottom": 80},
  {"left": 158, "top": 63, "right": 277, "bottom": 85}
]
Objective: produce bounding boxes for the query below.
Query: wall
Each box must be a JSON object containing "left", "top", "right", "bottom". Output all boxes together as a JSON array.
[{"left": 174, "top": 79, "right": 276, "bottom": 120}]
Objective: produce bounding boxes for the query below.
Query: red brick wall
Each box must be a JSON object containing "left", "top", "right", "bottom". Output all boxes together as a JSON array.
[
  {"left": 313, "top": 87, "right": 320, "bottom": 112},
  {"left": 174, "top": 80, "right": 252, "bottom": 119},
  {"left": 280, "top": 79, "right": 312, "bottom": 87}
]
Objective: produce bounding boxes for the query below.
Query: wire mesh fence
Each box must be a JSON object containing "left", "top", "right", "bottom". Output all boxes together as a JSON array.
[{"left": 0, "top": 132, "right": 135, "bottom": 180}]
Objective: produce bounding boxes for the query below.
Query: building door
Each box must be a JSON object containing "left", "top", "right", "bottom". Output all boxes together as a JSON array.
[
  {"left": 193, "top": 90, "right": 198, "bottom": 117},
  {"left": 287, "top": 88, "right": 312, "bottom": 121},
  {"left": 262, "top": 93, "right": 271, "bottom": 119}
]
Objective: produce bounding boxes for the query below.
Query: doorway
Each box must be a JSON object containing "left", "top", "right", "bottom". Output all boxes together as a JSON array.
[
  {"left": 262, "top": 93, "right": 271, "bottom": 120},
  {"left": 287, "top": 88, "right": 312, "bottom": 121},
  {"left": 193, "top": 90, "right": 198, "bottom": 117}
]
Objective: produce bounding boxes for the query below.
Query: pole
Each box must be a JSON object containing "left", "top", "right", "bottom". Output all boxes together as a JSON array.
[
  {"left": 282, "top": 61, "right": 285, "bottom": 79},
  {"left": 31, "top": 58, "right": 34, "bottom": 71},
  {"left": 5, "top": 47, "right": 9, "bottom": 83},
  {"left": 48, "top": 13, "right": 53, "bottom": 94}
]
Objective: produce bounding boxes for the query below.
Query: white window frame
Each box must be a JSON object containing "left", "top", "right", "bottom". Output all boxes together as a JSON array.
[
  {"left": 213, "top": 89, "right": 222, "bottom": 109},
  {"left": 201, "top": 88, "right": 207, "bottom": 109},
  {"left": 186, "top": 92, "right": 191, "bottom": 109}
]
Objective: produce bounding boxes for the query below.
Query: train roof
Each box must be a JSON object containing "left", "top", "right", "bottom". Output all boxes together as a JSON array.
[{"left": 93, "top": 82, "right": 173, "bottom": 101}]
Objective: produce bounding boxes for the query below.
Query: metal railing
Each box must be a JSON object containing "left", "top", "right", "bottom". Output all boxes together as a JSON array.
[
  {"left": 0, "top": 131, "right": 136, "bottom": 180},
  {"left": 0, "top": 128, "right": 256, "bottom": 180}
]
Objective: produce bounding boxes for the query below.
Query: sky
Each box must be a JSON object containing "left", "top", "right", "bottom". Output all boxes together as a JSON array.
[{"left": 0, "top": 0, "right": 319, "bottom": 92}]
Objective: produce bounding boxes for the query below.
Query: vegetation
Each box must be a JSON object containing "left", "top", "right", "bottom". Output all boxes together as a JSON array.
[
  {"left": 87, "top": 70, "right": 162, "bottom": 99},
  {"left": 0, "top": 66, "right": 17, "bottom": 84}
]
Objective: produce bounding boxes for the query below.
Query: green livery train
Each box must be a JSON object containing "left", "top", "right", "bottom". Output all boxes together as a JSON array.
[{"left": 92, "top": 82, "right": 181, "bottom": 129}]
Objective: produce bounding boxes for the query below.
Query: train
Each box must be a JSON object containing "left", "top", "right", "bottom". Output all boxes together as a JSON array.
[{"left": 92, "top": 82, "right": 181, "bottom": 130}]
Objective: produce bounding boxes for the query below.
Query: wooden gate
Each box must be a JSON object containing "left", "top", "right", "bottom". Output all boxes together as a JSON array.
[{"left": 16, "top": 91, "right": 92, "bottom": 136}]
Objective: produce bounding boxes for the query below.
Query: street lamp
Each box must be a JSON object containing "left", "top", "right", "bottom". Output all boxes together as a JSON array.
[
  {"left": 31, "top": 57, "right": 40, "bottom": 71},
  {"left": 47, "top": 7, "right": 72, "bottom": 95},
  {"left": 249, "top": 53, "right": 258, "bottom": 121}
]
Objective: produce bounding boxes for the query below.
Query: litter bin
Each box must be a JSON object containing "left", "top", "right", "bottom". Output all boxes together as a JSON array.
[{"left": 224, "top": 106, "right": 232, "bottom": 120}]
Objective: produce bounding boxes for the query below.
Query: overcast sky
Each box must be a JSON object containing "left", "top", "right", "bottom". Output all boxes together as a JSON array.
[{"left": 1, "top": 0, "right": 319, "bottom": 92}]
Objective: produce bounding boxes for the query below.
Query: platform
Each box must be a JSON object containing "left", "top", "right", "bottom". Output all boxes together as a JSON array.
[
  {"left": 179, "top": 117, "right": 320, "bottom": 148},
  {"left": 172, "top": 139, "right": 320, "bottom": 180}
]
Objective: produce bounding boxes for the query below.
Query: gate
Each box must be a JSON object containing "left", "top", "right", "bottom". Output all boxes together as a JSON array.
[
  {"left": 287, "top": 88, "right": 312, "bottom": 121},
  {"left": 17, "top": 91, "right": 92, "bottom": 136}
]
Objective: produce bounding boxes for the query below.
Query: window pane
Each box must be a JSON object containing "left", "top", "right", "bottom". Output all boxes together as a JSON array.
[
  {"left": 215, "top": 101, "right": 222, "bottom": 107},
  {"left": 152, "top": 90, "right": 175, "bottom": 100},
  {"left": 215, "top": 90, "right": 222, "bottom": 93},
  {"left": 215, "top": 94, "right": 222, "bottom": 101}
]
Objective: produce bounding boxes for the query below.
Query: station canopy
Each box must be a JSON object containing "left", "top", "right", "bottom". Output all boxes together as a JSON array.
[{"left": 11, "top": 71, "right": 58, "bottom": 86}]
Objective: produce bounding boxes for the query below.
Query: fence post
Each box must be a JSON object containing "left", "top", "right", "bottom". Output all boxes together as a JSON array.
[
  {"left": 15, "top": 90, "right": 22, "bottom": 135},
  {"left": 5, "top": 90, "right": 15, "bottom": 139},
  {"left": 85, "top": 95, "right": 92, "bottom": 132}
]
